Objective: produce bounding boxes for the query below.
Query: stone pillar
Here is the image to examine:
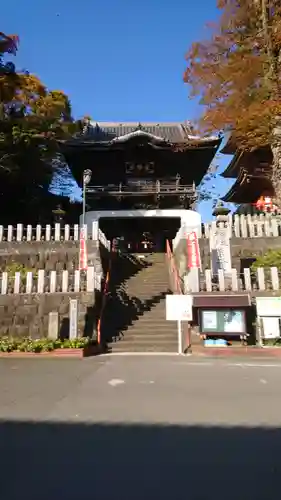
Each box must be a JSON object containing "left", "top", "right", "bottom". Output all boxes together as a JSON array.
[{"left": 210, "top": 207, "right": 232, "bottom": 277}]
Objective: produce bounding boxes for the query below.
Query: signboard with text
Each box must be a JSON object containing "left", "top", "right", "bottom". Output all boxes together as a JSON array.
[
  {"left": 186, "top": 231, "right": 201, "bottom": 269},
  {"left": 166, "top": 294, "right": 193, "bottom": 321}
]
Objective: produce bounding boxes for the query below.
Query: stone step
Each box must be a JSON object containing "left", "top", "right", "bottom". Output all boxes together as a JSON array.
[
  {"left": 109, "top": 342, "right": 178, "bottom": 353},
  {"left": 112, "top": 333, "right": 177, "bottom": 341}
]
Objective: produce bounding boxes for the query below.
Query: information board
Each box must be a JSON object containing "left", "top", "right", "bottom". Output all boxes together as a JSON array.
[{"left": 201, "top": 309, "right": 245, "bottom": 333}]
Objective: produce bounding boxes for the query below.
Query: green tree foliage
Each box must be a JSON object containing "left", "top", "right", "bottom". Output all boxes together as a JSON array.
[
  {"left": 0, "top": 31, "right": 82, "bottom": 223},
  {"left": 184, "top": 0, "right": 281, "bottom": 205},
  {"left": 251, "top": 249, "right": 281, "bottom": 271}
]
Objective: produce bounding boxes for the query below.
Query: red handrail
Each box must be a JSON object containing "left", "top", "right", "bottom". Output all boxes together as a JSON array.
[
  {"left": 97, "top": 256, "right": 112, "bottom": 345},
  {"left": 166, "top": 240, "right": 182, "bottom": 294}
]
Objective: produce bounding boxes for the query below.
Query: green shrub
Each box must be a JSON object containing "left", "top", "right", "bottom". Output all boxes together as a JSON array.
[
  {"left": 251, "top": 249, "right": 281, "bottom": 271},
  {"left": 0, "top": 336, "right": 96, "bottom": 353}
]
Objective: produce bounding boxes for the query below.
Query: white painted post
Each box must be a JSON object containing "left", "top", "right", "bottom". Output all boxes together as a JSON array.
[
  {"left": 205, "top": 269, "right": 212, "bottom": 292},
  {"left": 16, "top": 224, "right": 23, "bottom": 242},
  {"left": 0, "top": 225, "right": 3, "bottom": 242},
  {"left": 271, "top": 218, "right": 279, "bottom": 237},
  {"left": 7, "top": 225, "right": 13, "bottom": 242},
  {"left": 86, "top": 266, "right": 95, "bottom": 292},
  {"left": 54, "top": 223, "right": 60, "bottom": 241},
  {"left": 64, "top": 224, "right": 70, "bottom": 241},
  {"left": 257, "top": 267, "right": 266, "bottom": 291},
  {"left": 37, "top": 270, "right": 45, "bottom": 293},
  {"left": 1, "top": 272, "right": 8, "bottom": 294},
  {"left": 62, "top": 270, "right": 69, "bottom": 292},
  {"left": 218, "top": 270, "right": 225, "bottom": 291},
  {"left": 264, "top": 219, "right": 271, "bottom": 237},
  {"left": 69, "top": 299, "right": 78, "bottom": 340},
  {"left": 14, "top": 272, "right": 21, "bottom": 293},
  {"left": 257, "top": 220, "right": 263, "bottom": 237},
  {"left": 247, "top": 215, "right": 255, "bottom": 238},
  {"left": 231, "top": 268, "right": 238, "bottom": 291},
  {"left": 240, "top": 215, "right": 248, "bottom": 238},
  {"left": 74, "top": 224, "right": 79, "bottom": 240},
  {"left": 243, "top": 268, "right": 252, "bottom": 291},
  {"left": 26, "top": 225, "right": 32, "bottom": 241},
  {"left": 233, "top": 215, "right": 240, "bottom": 237},
  {"left": 36, "top": 224, "right": 41, "bottom": 241},
  {"left": 74, "top": 270, "right": 80, "bottom": 292},
  {"left": 26, "top": 272, "right": 33, "bottom": 294},
  {"left": 50, "top": 271, "right": 57, "bottom": 293},
  {"left": 270, "top": 267, "right": 279, "bottom": 291},
  {"left": 45, "top": 224, "right": 51, "bottom": 241},
  {"left": 48, "top": 312, "right": 59, "bottom": 340}
]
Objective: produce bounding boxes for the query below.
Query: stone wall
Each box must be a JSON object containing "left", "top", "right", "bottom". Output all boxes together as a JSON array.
[
  {"left": 0, "top": 239, "right": 110, "bottom": 339},
  {"left": 0, "top": 291, "right": 101, "bottom": 339},
  {"left": 0, "top": 240, "right": 104, "bottom": 272},
  {"left": 173, "top": 235, "right": 281, "bottom": 287},
  {"left": 199, "top": 237, "right": 281, "bottom": 272}
]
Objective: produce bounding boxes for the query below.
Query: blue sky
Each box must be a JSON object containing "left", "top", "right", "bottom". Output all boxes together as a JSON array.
[{"left": 2, "top": 0, "right": 234, "bottom": 221}]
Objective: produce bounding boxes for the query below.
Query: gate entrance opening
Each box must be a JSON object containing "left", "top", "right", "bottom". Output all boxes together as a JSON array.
[{"left": 99, "top": 216, "right": 180, "bottom": 252}]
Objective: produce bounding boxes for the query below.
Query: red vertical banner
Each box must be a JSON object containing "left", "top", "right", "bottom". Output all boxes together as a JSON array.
[
  {"left": 186, "top": 231, "right": 201, "bottom": 269},
  {"left": 79, "top": 228, "right": 88, "bottom": 271}
]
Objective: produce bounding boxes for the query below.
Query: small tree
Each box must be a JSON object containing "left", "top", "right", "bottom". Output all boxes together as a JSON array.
[
  {"left": 251, "top": 249, "right": 281, "bottom": 271},
  {"left": 184, "top": 0, "right": 281, "bottom": 205},
  {"left": 0, "top": 31, "right": 81, "bottom": 220}
]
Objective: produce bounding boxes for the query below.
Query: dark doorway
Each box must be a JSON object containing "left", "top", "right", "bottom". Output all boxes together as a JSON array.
[{"left": 99, "top": 217, "right": 180, "bottom": 253}]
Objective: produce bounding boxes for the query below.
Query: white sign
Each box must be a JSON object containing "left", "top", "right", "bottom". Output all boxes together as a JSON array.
[
  {"left": 262, "top": 317, "right": 280, "bottom": 339},
  {"left": 256, "top": 297, "right": 281, "bottom": 317},
  {"left": 210, "top": 227, "right": 232, "bottom": 274},
  {"left": 69, "top": 299, "right": 78, "bottom": 340},
  {"left": 223, "top": 311, "right": 244, "bottom": 333},
  {"left": 202, "top": 311, "right": 217, "bottom": 330},
  {"left": 166, "top": 294, "right": 193, "bottom": 321}
]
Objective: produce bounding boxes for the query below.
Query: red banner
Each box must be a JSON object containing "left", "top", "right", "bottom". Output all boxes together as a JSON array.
[
  {"left": 186, "top": 231, "right": 201, "bottom": 269},
  {"left": 79, "top": 228, "right": 88, "bottom": 271}
]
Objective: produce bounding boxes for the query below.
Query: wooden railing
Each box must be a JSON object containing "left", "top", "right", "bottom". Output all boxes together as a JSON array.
[
  {"left": 97, "top": 250, "right": 112, "bottom": 345},
  {"left": 166, "top": 240, "right": 182, "bottom": 294}
]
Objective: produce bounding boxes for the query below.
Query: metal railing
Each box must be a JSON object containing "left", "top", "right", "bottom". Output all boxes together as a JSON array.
[{"left": 86, "top": 181, "right": 196, "bottom": 197}]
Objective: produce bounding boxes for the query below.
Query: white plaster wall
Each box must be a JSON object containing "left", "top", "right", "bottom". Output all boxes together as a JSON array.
[{"left": 80, "top": 209, "right": 201, "bottom": 235}]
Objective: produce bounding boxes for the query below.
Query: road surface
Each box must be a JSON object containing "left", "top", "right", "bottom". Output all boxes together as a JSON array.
[{"left": 0, "top": 355, "right": 281, "bottom": 499}]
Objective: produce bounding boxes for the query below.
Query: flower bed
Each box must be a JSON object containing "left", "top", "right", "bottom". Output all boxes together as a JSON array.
[{"left": 0, "top": 337, "right": 100, "bottom": 357}]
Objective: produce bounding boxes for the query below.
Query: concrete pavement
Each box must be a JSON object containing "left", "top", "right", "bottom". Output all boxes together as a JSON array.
[{"left": 1, "top": 355, "right": 281, "bottom": 499}]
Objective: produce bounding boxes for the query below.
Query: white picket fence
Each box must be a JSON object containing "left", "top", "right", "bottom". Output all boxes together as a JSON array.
[
  {"left": 203, "top": 214, "right": 281, "bottom": 238},
  {"left": 200, "top": 267, "right": 281, "bottom": 292},
  {"left": 0, "top": 222, "right": 110, "bottom": 248},
  {"left": 0, "top": 267, "right": 101, "bottom": 294},
  {"left": 1, "top": 214, "right": 281, "bottom": 243}
]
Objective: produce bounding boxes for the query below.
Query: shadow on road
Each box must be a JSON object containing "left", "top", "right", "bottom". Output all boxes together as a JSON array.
[{"left": 0, "top": 420, "right": 280, "bottom": 499}]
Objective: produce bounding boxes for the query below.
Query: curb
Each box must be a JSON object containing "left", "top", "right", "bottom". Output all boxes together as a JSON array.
[
  {"left": 191, "top": 347, "right": 281, "bottom": 358},
  {"left": 0, "top": 346, "right": 101, "bottom": 359}
]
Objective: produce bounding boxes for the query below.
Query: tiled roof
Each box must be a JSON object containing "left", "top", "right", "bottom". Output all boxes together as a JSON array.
[
  {"left": 91, "top": 122, "right": 193, "bottom": 143},
  {"left": 71, "top": 121, "right": 220, "bottom": 145}
]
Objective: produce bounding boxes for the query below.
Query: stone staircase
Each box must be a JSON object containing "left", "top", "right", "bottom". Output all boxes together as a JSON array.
[{"left": 101, "top": 252, "right": 178, "bottom": 352}]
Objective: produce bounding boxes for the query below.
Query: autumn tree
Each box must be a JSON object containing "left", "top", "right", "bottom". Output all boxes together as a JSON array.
[
  {"left": 0, "top": 31, "right": 82, "bottom": 223},
  {"left": 184, "top": 0, "right": 281, "bottom": 204}
]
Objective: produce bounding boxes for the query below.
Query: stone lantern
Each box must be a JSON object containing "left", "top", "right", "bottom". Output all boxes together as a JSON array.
[
  {"left": 52, "top": 205, "right": 66, "bottom": 224},
  {"left": 212, "top": 201, "right": 231, "bottom": 227}
]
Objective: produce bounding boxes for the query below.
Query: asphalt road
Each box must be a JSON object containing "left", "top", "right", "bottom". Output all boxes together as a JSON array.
[{"left": 1, "top": 355, "right": 281, "bottom": 500}]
